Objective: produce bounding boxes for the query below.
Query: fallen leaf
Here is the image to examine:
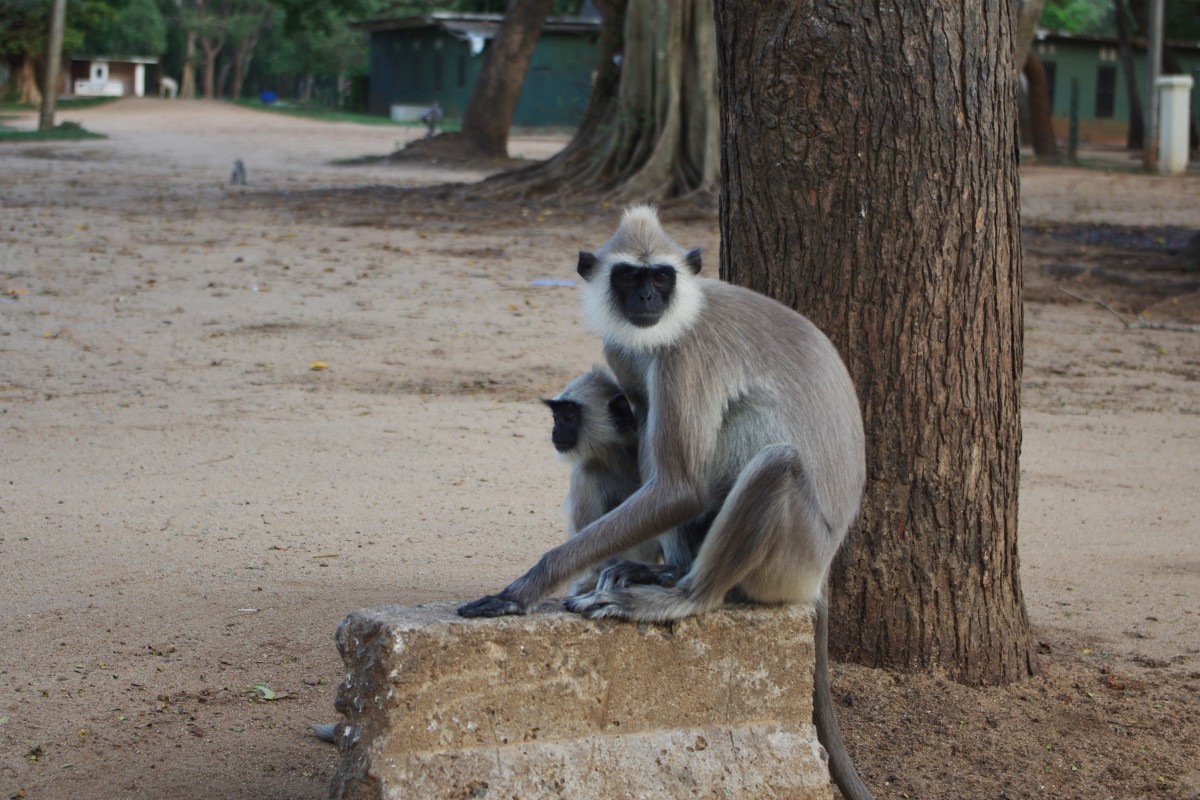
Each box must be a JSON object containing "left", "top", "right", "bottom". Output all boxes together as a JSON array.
[{"left": 309, "top": 361, "right": 329, "bottom": 371}]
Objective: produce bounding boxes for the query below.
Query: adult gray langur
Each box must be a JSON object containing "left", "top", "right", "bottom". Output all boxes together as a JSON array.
[
  {"left": 458, "top": 205, "right": 873, "bottom": 799},
  {"left": 543, "top": 366, "right": 659, "bottom": 596}
]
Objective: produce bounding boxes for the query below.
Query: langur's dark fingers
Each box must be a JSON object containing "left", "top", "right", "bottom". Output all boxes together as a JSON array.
[{"left": 456, "top": 595, "right": 525, "bottom": 617}]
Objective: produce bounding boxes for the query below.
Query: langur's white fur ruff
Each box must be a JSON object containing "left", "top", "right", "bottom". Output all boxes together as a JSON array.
[{"left": 581, "top": 205, "right": 706, "bottom": 351}]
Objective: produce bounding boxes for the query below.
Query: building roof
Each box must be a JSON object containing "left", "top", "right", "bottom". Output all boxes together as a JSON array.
[
  {"left": 1036, "top": 28, "right": 1200, "bottom": 53},
  {"left": 356, "top": 11, "right": 600, "bottom": 39},
  {"left": 71, "top": 55, "right": 160, "bottom": 64}
]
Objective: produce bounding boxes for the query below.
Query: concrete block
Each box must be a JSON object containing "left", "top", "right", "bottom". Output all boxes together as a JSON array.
[{"left": 329, "top": 602, "right": 832, "bottom": 800}]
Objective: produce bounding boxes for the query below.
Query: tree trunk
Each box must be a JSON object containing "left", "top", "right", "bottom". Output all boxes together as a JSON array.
[
  {"left": 1114, "top": 0, "right": 1144, "bottom": 149},
  {"left": 714, "top": 0, "right": 1036, "bottom": 685},
  {"left": 472, "top": 0, "right": 719, "bottom": 202},
  {"left": 37, "top": 0, "right": 66, "bottom": 131},
  {"left": 16, "top": 53, "right": 42, "bottom": 105},
  {"left": 461, "top": 0, "right": 556, "bottom": 159},
  {"left": 216, "top": 57, "right": 233, "bottom": 98},
  {"left": 229, "top": 12, "right": 270, "bottom": 102},
  {"left": 200, "top": 37, "right": 222, "bottom": 99},
  {"left": 1014, "top": 0, "right": 1046, "bottom": 72},
  {"left": 180, "top": 29, "right": 197, "bottom": 99},
  {"left": 1024, "top": 52, "right": 1058, "bottom": 157}
]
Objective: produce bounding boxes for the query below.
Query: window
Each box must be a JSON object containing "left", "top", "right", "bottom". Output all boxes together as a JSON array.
[
  {"left": 1095, "top": 64, "right": 1116, "bottom": 118},
  {"left": 433, "top": 53, "right": 443, "bottom": 92},
  {"left": 457, "top": 56, "right": 467, "bottom": 88}
]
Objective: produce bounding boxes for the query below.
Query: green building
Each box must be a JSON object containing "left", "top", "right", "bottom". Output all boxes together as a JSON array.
[
  {"left": 360, "top": 12, "right": 602, "bottom": 127},
  {"left": 1032, "top": 29, "right": 1200, "bottom": 139}
]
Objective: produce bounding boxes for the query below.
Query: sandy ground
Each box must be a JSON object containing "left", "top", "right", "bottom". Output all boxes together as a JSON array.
[{"left": 1, "top": 98, "right": 1198, "bottom": 799}]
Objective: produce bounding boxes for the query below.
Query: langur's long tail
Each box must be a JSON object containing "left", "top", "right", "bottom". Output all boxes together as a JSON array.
[{"left": 814, "top": 603, "right": 876, "bottom": 800}]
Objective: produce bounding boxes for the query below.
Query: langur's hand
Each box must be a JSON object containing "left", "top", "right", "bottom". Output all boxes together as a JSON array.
[{"left": 456, "top": 593, "right": 527, "bottom": 618}]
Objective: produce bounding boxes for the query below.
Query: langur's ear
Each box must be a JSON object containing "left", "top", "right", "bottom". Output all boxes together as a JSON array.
[
  {"left": 577, "top": 252, "right": 598, "bottom": 280},
  {"left": 684, "top": 248, "right": 702, "bottom": 275},
  {"left": 608, "top": 394, "right": 636, "bottom": 433}
]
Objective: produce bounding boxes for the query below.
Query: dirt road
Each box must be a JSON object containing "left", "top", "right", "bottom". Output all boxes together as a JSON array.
[{"left": 1, "top": 99, "right": 1198, "bottom": 799}]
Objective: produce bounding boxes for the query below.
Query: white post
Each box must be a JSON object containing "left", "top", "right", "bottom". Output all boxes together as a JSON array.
[
  {"left": 134, "top": 64, "right": 146, "bottom": 97},
  {"left": 1156, "top": 75, "right": 1195, "bottom": 176}
]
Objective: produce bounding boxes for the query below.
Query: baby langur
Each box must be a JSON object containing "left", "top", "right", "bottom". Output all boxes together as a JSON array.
[
  {"left": 460, "top": 206, "right": 874, "bottom": 800},
  {"left": 544, "top": 367, "right": 659, "bottom": 596}
]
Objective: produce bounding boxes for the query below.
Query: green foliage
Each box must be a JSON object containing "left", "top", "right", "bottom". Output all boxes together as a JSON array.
[
  {"left": 1041, "top": 0, "right": 1200, "bottom": 40},
  {"left": 82, "top": 0, "right": 167, "bottom": 56},
  {"left": 0, "top": 0, "right": 51, "bottom": 58},
  {"left": 1040, "top": 0, "right": 1115, "bottom": 36},
  {"left": 0, "top": 0, "right": 135, "bottom": 60},
  {"left": 1163, "top": 0, "right": 1200, "bottom": 40}
]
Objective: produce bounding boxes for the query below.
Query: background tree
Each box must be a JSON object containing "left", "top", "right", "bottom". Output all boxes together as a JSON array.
[
  {"left": 1, "top": 0, "right": 104, "bottom": 103},
  {"left": 1016, "top": 0, "right": 1057, "bottom": 157},
  {"left": 194, "top": 0, "right": 227, "bottom": 99},
  {"left": 37, "top": 0, "right": 65, "bottom": 130},
  {"left": 217, "top": 1, "right": 272, "bottom": 100},
  {"left": 83, "top": 0, "right": 167, "bottom": 56},
  {"left": 1, "top": 0, "right": 53, "bottom": 103},
  {"left": 714, "top": 0, "right": 1035, "bottom": 684},
  {"left": 460, "top": 0, "right": 556, "bottom": 158},
  {"left": 1112, "top": 0, "right": 1143, "bottom": 149},
  {"left": 1039, "top": 0, "right": 1115, "bottom": 33},
  {"left": 476, "top": 0, "right": 719, "bottom": 202},
  {"left": 1024, "top": 51, "right": 1059, "bottom": 157}
]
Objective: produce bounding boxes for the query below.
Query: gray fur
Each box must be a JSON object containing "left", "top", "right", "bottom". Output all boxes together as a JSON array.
[
  {"left": 549, "top": 367, "right": 659, "bottom": 596},
  {"left": 460, "top": 206, "right": 872, "bottom": 799},
  {"left": 459, "top": 205, "right": 864, "bottom": 620}
]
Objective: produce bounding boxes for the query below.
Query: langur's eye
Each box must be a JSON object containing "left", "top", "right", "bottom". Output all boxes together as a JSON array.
[
  {"left": 611, "top": 266, "right": 639, "bottom": 290},
  {"left": 652, "top": 273, "right": 673, "bottom": 291}
]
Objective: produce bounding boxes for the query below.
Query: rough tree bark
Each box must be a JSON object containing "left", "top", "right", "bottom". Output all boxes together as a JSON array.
[
  {"left": 461, "top": 0, "right": 556, "bottom": 159},
  {"left": 714, "top": 0, "right": 1036, "bottom": 685},
  {"left": 197, "top": 7, "right": 226, "bottom": 101},
  {"left": 1024, "top": 52, "right": 1058, "bottom": 157},
  {"left": 37, "top": 0, "right": 65, "bottom": 132},
  {"left": 474, "top": 0, "right": 719, "bottom": 202},
  {"left": 180, "top": 28, "right": 197, "bottom": 99},
  {"left": 229, "top": 6, "right": 272, "bottom": 101},
  {"left": 1013, "top": 0, "right": 1045, "bottom": 73},
  {"left": 15, "top": 54, "right": 42, "bottom": 105},
  {"left": 1113, "top": 0, "right": 1144, "bottom": 149}
]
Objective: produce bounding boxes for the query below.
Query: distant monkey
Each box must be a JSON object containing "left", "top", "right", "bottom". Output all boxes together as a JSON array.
[
  {"left": 159, "top": 76, "right": 178, "bottom": 99},
  {"left": 230, "top": 159, "right": 247, "bottom": 185},
  {"left": 421, "top": 102, "right": 443, "bottom": 140},
  {"left": 544, "top": 367, "right": 658, "bottom": 596},
  {"left": 460, "top": 206, "right": 874, "bottom": 799}
]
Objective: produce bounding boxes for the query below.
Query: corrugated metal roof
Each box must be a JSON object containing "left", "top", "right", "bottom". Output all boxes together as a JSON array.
[
  {"left": 356, "top": 13, "right": 600, "bottom": 38},
  {"left": 440, "top": 20, "right": 500, "bottom": 41}
]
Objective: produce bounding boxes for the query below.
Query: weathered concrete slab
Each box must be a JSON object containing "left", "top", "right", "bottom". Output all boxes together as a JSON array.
[{"left": 329, "top": 602, "right": 832, "bottom": 800}]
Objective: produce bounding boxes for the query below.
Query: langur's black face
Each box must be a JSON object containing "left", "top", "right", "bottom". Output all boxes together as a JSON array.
[
  {"left": 543, "top": 399, "right": 583, "bottom": 453},
  {"left": 609, "top": 264, "right": 677, "bottom": 328}
]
